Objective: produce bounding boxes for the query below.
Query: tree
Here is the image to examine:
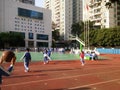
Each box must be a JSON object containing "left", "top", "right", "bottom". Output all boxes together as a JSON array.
[
  {"left": 0, "top": 32, "right": 10, "bottom": 48},
  {"left": 0, "top": 32, "right": 24, "bottom": 49},
  {"left": 52, "top": 29, "right": 60, "bottom": 47},
  {"left": 52, "top": 21, "right": 57, "bottom": 30},
  {"left": 9, "top": 32, "right": 25, "bottom": 47},
  {"left": 105, "top": 0, "right": 120, "bottom": 8},
  {"left": 52, "top": 29, "right": 60, "bottom": 41},
  {"left": 108, "top": 0, "right": 120, "bottom": 3},
  {"left": 89, "top": 29, "right": 99, "bottom": 47},
  {"left": 80, "top": 26, "right": 120, "bottom": 47},
  {"left": 88, "top": 27, "right": 120, "bottom": 47},
  {"left": 71, "top": 21, "right": 84, "bottom": 37}
]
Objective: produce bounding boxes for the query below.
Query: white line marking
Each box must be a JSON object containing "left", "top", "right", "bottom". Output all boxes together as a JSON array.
[
  {"left": 14, "top": 64, "right": 120, "bottom": 73},
  {"left": 2, "top": 69, "right": 120, "bottom": 87},
  {"left": 68, "top": 78, "right": 120, "bottom": 89}
]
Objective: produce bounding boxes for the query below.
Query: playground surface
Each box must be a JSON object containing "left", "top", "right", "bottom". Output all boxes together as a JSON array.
[{"left": 1, "top": 54, "right": 120, "bottom": 90}]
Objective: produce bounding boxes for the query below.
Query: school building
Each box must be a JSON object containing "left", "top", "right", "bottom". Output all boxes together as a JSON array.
[{"left": 0, "top": 0, "right": 52, "bottom": 48}]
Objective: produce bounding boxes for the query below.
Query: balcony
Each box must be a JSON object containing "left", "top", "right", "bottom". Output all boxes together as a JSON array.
[
  {"left": 94, "top": 12, "right": 102, "bottom": 16},
  {"left": 91, "top": 17, "right": 102, "bottom": 21},
  {"left": 94, "top": 0, "right": 102, "bottom": 4}
]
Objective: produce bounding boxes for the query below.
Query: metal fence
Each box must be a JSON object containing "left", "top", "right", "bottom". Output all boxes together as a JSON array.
[{"left": 96, "top": 48, "right": 120, "bottom": 54}]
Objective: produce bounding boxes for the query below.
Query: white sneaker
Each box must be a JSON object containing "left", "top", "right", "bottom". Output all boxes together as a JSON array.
[
  {"left": 24, "top": 70, "right": 28, "bottom": 72},
  {"left": 44, "top": 62, "right": 46, "bottom": 64},
  {"left": 24, "top": 69, "right": 29, "bottom": 72},
  {"left": 81, "top": 64, "right": 85, "bottom": 66}
]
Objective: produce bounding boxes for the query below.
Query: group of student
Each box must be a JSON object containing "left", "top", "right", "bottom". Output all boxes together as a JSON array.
[
  {"left": 0, "top": 48, "right": 53, "bottom": 86},
  {"left": 80, "top": 50, "right": 98, "bottom": 66},
  {"left": 0, "top": 47, "right": 98, "bottom": 87},
  {"left": 0, "top": 48, "right": 33, "bottom": 86},
  {"left": 20, "top": 48, "right": 52, "bottom": 72}
]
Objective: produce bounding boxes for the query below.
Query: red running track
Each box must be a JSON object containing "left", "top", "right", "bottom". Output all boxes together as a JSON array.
[{"left": 1, "top": 54, "right": 120, "bottom": 90}]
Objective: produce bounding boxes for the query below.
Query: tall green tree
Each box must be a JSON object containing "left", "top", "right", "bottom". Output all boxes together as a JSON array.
[
  {"left": 0, "top": 32, "right": 10, "bottom": 48},
  {"left": 71, "top": 21, "right": 84, "bottom": 37},
  {"left": 71, "top": 21, "right": 94, "bottom": 37},
  {"left": 52, "top": 29, "right": 60, "bottom": 41},
  {"left": 0, "top": 32, "right": 24, "bottom": 48},
  {"left": 9, "top": 32, "right": 25, "bottom": 47},
  {"left": 98, "top": 28, "right": 120, "bottom": 47},
  {"left": 83, "top": 27, "right": 120, "bottom": 47}
]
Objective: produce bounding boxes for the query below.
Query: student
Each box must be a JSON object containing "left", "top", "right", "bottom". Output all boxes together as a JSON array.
[
  {"left": 0, "top": 66, "right": 10, "bottom": 84},
  {"left": 80, "top": 51, "right": 85, "bottom": 66},
  {"left": 21, "top": 48, "right": 31, "bottom": 72},
  {"left": 43, "top": 49, "right": 49, "bottom": 64},
  {"left": 47, "top": 48, "right": 52, "bottom": 61},
  {"left": 0, "top": 51, "right": 16, "bottom": 85},
  {"left": 91, "top": 52, "right": 98, "bottom": 60},
  {"left": 47, "top": 49, "right": 51, "bottom": 58}
]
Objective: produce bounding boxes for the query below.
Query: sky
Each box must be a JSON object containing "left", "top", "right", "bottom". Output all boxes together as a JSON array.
[{"left": 35, "top": 0, "right": 44, "bottom": 7}]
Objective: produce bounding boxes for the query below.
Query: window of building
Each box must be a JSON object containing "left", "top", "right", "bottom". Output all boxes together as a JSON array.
[
  {"left": 18, "top": 8, "right": 43, "bottom": 20},
  {"left": 29, "top": 33, "right": 34, "bottom": 39},
  {"left": 37, "top": 34, "right": 48, "bottom": 40}
]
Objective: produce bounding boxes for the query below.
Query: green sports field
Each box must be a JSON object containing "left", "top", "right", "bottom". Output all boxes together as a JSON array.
[
  {"left": 0, "top": 51, "right": 106, "bottom": 62},
  {"left": 0, "top": 51, "right": 80, "bottom": 62}
]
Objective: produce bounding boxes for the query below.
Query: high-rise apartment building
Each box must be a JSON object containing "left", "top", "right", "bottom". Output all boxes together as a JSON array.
[
  {"left": 87, "top": 0, "right": 112, "bottom": 28},
  {"left": 0, "top": 0, "right": 52, "bottom": 48},
  {"left": 84, "top": 0, "right": 120, "bottom": 28},
  {"left": 45, "top": 0, "right": 61, "bottom": 31},
  {"left": 45, "top": 0, "right": 83, "bottom": 40},
  {"left": 114, "top": 3, "right": 120, "bottom": 26},
  {"left": 45, "top": 0, "right": 120, "bottom": 41}
]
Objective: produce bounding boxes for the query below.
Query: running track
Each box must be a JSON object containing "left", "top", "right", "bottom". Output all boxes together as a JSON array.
[{"left": 1, "top": 54, "right": 120, "bottom": 90}]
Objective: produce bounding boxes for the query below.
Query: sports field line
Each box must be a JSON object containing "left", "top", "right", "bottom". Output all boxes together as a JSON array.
[
  {"left": 2, "top": 69, "right": 120, "bottom": 87},
  {"left": 68, "top": 78, "right": 120, "bottom": 89},
  {"left": 12, "top": 64, "right": 120, "bottom": 78},
  {"left": 14, "top": 64, "right": 120, "bottom": 74}
]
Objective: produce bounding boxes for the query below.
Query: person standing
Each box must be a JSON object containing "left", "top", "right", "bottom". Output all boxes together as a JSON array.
[
  {"left": 21, "top": 48, "right": 31, "bottom": 72},
  {"left": 80, "top": 51, "right": 85, "bottom": 66}
]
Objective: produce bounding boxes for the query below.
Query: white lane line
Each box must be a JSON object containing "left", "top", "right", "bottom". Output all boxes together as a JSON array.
[
  {"left": 14, "top": 64, "right": 120, "bottom": 73},
  {"left": 68, "top": 78, "right": 120, "bottom": 89},
  {"left": 2, "top": 69, "right": 120, "bottom": 87},
  {"left": 11, "top": 68, "right": 120, "bottom": 78}
]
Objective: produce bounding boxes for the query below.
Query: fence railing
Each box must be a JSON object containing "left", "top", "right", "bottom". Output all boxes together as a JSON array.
[{"left": 96, "top": 48, "right": 120, "bottom": 54}]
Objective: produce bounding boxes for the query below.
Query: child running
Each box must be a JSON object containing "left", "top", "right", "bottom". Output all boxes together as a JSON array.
[
  {"left": 47, "top": 48, "right": 52, "bottom": 61},
  {"left": 43, "top": 48, "right": 52, "bottom": 64},
  {"left": 21, "top": 48, "right": 31, "bottom": 72},
  {"left": 43, "top": 49, "right": 49, "bottom": 64},
  {"left": 80, "top": 50, "right": 85, "bottom": 66}
]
